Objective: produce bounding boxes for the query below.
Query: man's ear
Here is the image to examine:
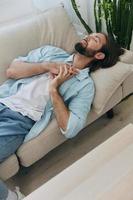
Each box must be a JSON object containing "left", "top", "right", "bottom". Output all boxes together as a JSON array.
[{"left": 94, "top": 52, "right": 105, "bottom": 60}]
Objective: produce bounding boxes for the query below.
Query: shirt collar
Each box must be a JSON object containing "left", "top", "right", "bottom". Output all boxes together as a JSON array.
[
  {"left": 64, "top": 54, "right": 74, "bottom": 63},
  {"left": 75, "top": 68, "right": 90, "bottom": 81},
  {"left": 65, "top": 54, "right": 90, "bottom": 81}
]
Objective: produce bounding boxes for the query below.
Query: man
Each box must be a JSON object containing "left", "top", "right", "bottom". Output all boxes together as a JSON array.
[
  {"left": 0, "top": 33, "right": 124, "bottom": 199},
  {"left": 0, "top": 33, "right": 124, "bottom": 163}
]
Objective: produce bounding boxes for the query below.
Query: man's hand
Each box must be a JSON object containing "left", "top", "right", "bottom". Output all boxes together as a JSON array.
[
  {"left": 46, "top": 62, "right": 77, "bottom": 76},
  {"left": 40, "top": 62, "right": 70, "bottom": 75},
  {"left": 41, "top": 62, "right": 60, "bottom": 75},
  {"left": 49, "top": 65, "right": 79, "bottom": 91}
]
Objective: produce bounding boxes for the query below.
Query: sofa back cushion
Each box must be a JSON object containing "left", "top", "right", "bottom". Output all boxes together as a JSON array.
[
  {"left": 120, "top": 49, "right": 133, "bottom": 64},
  {"left": 91, "top": 62, "right": 132, "bottom": 114},
  {"left": 0, "top": 6, "right": 80, "bottom": 84}
]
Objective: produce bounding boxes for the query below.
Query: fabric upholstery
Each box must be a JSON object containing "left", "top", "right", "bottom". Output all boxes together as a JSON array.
[
  {"left": 0, "top": 6, "right": 80, "bottom": 84},
  {"left": 91, "top": 62, "right": 132, "bottom": 114},
  {"left": 17, "top": 87, "right": 122, "bottom": 167},
  {"left": 120, "top": 49, "right": 133, "bottom": 64},
  {"left": 0, "top": 5, "right": 133, "bottom": 179},
  {"left": 122, "top": 67, "right": 133, "bottom": 98}
]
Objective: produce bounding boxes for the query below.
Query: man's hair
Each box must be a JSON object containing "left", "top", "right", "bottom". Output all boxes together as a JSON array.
[{"left": 88, "top": 33, "right": 125, "bottom": 73}]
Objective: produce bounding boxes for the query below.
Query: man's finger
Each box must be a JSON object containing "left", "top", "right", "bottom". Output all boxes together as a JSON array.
[
  {"left": 58, "top": 65, "right": 63, "bottom": 76},
  {"left": 72, "top": 68, "right": 80, "bottom": 73},
  {"left": 63, "top": 64, "right": 68, "bottom": 76},
  {"left": 68, "top": 68, "right": 79, "bottom": 75}
]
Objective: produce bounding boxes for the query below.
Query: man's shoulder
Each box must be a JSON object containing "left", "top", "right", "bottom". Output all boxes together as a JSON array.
[
  {"left": 77, "top": 74, "right": 95, "bottom": 94},
  {"left": 39, "top": 45, "right": 70, "bottom": 54}
]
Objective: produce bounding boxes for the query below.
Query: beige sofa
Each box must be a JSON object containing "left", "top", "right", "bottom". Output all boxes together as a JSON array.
[{"left": 0, "top": 6, "right": 133, "bottom": 181}]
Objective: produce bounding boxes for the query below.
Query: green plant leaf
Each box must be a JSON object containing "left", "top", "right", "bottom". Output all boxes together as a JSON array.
[{"left": 71, "top": 0, "right": 93, "bottom": 34}]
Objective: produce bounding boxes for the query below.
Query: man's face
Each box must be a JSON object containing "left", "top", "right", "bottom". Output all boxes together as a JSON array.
[{"left": 75, "top": 33, "right": 107, "bottom": 57}]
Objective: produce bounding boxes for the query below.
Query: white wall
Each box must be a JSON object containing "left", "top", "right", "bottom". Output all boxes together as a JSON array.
[
  {"left": 33, "top": 0, "right": 62, "bottom": 11},
  {"left": 87, "top": 0, "right": 95, "bottom": 32},
  {"left": 33, "top": 0, "right": 89, "bottom": 37},
  {"left": 131, "top": 36, "right": 133, "bottom": 50},
  {"left": 0, "top": 0, "right": 132, "bottom": 49},
  {"left": 0, "top": 0, "right": 35, "bottom": 24},
  {"left": 0, "top": 0, "right": 88, "bottom": 36},
  {"left": 33, "top": 0, "right": 88, "bottom": 22}
]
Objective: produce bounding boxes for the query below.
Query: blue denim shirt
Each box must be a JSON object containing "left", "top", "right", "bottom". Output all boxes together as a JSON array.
[{"left": 0, "top": 45, "right": 95, "bottom": 142}]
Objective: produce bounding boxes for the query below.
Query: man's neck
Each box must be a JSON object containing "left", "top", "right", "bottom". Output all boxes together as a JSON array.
[{"left": 72, "top": 53, "right": 94, "bottom": 70}]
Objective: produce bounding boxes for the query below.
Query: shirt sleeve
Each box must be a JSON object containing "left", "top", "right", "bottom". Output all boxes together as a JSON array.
[
  {"left": 60, "top": 81, "right": 95, "bottom": 138},
  {"left": 13, "top": 45, "right": 70, "bottom": 63},
  {"left": 13, "top": 47, "right": 45, "bottom": 63}
]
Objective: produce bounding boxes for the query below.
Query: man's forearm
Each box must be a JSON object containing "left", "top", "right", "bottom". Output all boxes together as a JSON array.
[
  {"left": 50, "top": 87, "right": 70, "bottom": 131},
  {"left": 6, "top": 61, "right": 56, "bottom": 79}
]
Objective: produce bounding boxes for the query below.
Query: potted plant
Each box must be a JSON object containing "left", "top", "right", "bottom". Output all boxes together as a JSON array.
[
  {"left": 94, "top": 0, "right": 133, "bottom": 49},
  {"left": 71, "top": 0, "right": 133, "bottom": 49},
  {"left": 71, "top": 0, "right": 92, "bottom": 33}
]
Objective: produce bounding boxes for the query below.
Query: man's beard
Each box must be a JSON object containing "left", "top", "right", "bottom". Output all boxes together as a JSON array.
[{"left": 75, "top": 42, "right": 97, "bottom": 57}]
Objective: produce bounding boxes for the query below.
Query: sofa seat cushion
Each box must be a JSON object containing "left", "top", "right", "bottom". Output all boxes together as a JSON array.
[
  {"left": 0, "top": 155, "right": 19, "bottom": 181},
  {"left": 91, "top": 62, "right": 132, "bottom": 114},
  {"left": 17, "top": 118, "right": 66, "bottom": 167}
]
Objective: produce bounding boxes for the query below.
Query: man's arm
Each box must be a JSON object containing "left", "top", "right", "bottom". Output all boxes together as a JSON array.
[
  {"left": 49, "top": 66, "right": 94, "bottom": 138},
  {"left": 50, "top": 87, "right": 70, "bottom": 130},
  {"left": 6, "top": 60, "right": 60, "bottom": 79},
  {"left": 49, "top": 65, "right": 79, "bottom": 130}
]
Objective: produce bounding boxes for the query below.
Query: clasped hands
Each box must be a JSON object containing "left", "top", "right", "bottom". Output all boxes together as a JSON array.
[{"left": 49, "top": 63, "right": 80, "bottom": 90}]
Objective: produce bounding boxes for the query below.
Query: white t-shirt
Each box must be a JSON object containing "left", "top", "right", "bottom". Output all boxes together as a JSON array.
[{"left": 0, "top": 73, "right": 51, "bottom": 121}]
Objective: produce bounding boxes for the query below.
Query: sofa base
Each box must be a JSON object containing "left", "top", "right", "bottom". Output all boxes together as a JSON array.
[{"left": 106, "top": 109, "right": 114, "bottom": 119}]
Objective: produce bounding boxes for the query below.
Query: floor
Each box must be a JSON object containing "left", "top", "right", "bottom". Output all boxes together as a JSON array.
[{"left": 6, "top": 95, "right": 133, "bottom": 196}]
